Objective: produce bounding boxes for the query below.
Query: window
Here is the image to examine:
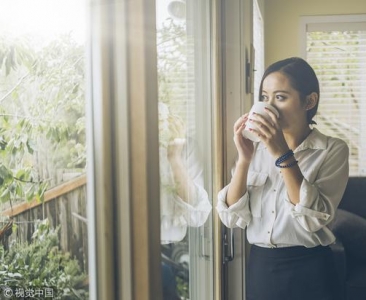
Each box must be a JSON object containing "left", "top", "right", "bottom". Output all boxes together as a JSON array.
[
  {"left": 301, "top": 15, "right": 366, "bottom": 176},
  {"left": 0, "top": 0, "right": 88, "bottom": 298}
]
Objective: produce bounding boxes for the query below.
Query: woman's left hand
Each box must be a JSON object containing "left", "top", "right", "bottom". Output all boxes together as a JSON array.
[{"left": 249, "top": 108, "right": 289, "bottom": 157}]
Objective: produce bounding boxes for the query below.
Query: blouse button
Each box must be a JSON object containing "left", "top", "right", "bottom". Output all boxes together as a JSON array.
[{"left": 273, "top": 189, "right": 276, "bottom": 192}]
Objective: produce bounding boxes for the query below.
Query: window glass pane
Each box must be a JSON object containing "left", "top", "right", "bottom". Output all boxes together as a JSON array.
[
  {"left": 0, "top": 1, "right": 89, "bottom": 298},
  {"left": 156, "top": 0, "right": 213, "bottom": 299},
  {"left": 306, "top": 29, "right": 366, "bottom": 176}
]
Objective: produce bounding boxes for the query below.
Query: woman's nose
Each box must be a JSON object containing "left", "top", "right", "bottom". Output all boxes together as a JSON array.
[{"left": 267, "top": 98, "right": 275, "bottom": 106}]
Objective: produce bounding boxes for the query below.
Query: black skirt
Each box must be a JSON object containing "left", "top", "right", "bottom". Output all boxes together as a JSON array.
[{"left": 247, "top": 245, "right": 341, "bottom": 300}]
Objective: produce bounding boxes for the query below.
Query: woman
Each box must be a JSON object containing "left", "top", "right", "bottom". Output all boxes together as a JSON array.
[{"left": 216, "top": 57, "right": 349, "bottom": 300}]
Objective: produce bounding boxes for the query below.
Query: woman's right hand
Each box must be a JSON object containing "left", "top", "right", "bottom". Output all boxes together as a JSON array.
[{"left": 233, "top": 114, "right": 254, "bottom": 163}]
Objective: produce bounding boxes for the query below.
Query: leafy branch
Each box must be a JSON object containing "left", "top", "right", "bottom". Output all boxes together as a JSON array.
[{"left": 0, "top": 34, "right": 86, "bottom": 206}]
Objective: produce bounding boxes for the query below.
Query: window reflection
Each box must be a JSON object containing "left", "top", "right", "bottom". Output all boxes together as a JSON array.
[
  {"left": 159, "top": 102, "right": 211, "bottom": 244},
  {"left": 156, "top": 0, "right": 213, "bottom": 299}
]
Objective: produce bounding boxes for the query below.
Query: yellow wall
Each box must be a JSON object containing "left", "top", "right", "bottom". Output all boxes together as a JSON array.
[{"left": 264, "top": 0, "right": 366, "bottom": 66}]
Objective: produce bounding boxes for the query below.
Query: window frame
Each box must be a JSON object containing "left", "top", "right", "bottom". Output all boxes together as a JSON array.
[{"left": 299, "top": 14, "right": 366, "bottom": 57}]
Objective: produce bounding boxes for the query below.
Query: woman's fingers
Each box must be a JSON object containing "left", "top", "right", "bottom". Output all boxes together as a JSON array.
[
  {"left": 264, "top": 108, "right": 280, "bottom": 128},
  {"left": 234, "top": 113, "right": 249, "bottom": 132},
  {"left": 235, "top": 123, "right": 246, "bottom": 136},
  {"left": 232, "top": 114, "right": 255, "bottom": 162},
  {"left": 250, "top": 113, "right": 273, "bottom": 132},
  {"left": 169, "top": 114, "right": 186, "bottom": 138},
  {"left": 233, "top": 115, "right": 250, "bottom": 144}
]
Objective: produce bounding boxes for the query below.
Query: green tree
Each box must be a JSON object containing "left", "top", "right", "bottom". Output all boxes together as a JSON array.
[{"left": 0, "top": 33, "right": 86, "bottom": 206}]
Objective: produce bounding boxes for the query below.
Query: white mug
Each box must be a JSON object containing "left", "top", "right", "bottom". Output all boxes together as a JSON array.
[{"left": 242, "top": 102, "right": 279, "bottom": 142}]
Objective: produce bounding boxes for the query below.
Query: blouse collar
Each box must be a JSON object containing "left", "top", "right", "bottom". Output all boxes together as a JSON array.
[{"left": 294, "top": 128, "right": 328, "bottom": 152}]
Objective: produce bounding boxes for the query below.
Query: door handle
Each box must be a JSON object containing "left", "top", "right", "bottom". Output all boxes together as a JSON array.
[
  {"left": 223, "top": 227, "right": 234, "bottom": 262},
  {"left": 199, "top": 224, "right": 211, "bottom": 260}
]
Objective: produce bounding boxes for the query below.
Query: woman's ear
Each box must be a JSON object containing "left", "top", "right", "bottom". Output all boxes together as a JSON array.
[{"left": 305, "top": 92, "right": 318, "bottom": 110}]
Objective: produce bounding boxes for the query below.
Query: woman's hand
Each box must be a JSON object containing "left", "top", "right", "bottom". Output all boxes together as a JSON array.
[
  {"left": 167, "top": 138, "right": 185, "bottom": 163},
  {"left": 233, "top": 114, "right": 255, "bottom": 163},
  {"left": 248, "top": 108, "right": 289, "bottom": 157},
  {"left": 167, "top": 114, "right": 186, "bottom": 163}
]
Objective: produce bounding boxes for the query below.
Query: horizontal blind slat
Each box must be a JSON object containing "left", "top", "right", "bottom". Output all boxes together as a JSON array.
[{"left": 307, "top": 28, "right": 366, "bottom": 176}]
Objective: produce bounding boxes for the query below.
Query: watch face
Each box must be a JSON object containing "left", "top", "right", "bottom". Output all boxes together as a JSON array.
[{"left": 167, "top": 0, "right": 186, "bottom": 20}]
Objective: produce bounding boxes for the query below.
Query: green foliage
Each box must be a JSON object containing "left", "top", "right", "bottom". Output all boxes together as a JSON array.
[
  {"left": 0, "top": 33, "right": 86, "bottom": 204},
  {"left": 0, "top": 219, "right": 88, "bottom": 299},
  {"left": 176, "top": 276, "right": 189, "bottom": 299},
  {"left": 0, "top": 36, "right": 34, "bottom": 76},
  {"left": 157, "top": 18, "right": 189, "bottom": 113}
]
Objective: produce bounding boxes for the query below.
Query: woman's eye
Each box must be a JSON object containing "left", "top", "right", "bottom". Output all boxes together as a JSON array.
[
  {"left": 260, "top": 95, "right": 268, "bottom": 101},
  {"left": 276, "top": 95, "right": 286, "bottom": 101}
]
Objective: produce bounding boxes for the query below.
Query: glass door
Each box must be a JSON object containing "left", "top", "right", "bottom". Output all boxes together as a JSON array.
[
  {"left": 0, "top": 0, "right": 247, "bottom": 299},
  {"left": 155, "top": 0, "right": 214, "bottom": 299}
]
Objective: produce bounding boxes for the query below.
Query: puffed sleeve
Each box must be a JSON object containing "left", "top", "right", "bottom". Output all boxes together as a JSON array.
[
  {"left": 216, "top": 184, "right": 252, "bottom": 229},
  {"left": 174, "top": 185, "right": 211, "bottom": 227},
  {"left": 286, "top": 138, "right": 349, "bottom": 232}
]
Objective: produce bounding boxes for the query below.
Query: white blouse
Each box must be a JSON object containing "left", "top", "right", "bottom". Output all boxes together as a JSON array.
[{"left": 216, "top": 128, "right": 349, "bottom": 248}]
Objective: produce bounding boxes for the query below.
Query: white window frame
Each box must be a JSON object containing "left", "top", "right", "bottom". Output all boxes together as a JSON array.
[{"left": 299, "top": 14, "right": 366, "bottom": 57}]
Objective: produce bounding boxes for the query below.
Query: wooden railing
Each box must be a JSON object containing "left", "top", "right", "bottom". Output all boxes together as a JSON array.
[
  {"left": 2, "top": 175, "right": 87, "bottom": 217},
  {"left": 1, "top": 174, "right": 89, "bottom": 272}
]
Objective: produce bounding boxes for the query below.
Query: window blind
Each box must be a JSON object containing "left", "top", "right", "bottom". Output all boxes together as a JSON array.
[{"left": 306, "top": 26, "right": 366, "bottom": 176}]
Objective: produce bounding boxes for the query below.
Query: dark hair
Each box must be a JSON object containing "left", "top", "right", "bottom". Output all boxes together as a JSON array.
[{"left": 259, "top": 57, "right": 319, "bottom": 125}]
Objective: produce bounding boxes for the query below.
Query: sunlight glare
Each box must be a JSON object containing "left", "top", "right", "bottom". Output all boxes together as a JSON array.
[{"left": 0, "top": 0, "right": 86, "bottom": 43}]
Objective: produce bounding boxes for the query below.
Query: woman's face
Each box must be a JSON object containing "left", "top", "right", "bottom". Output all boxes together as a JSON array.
[{"left": 260, "top": 71, "right": 308, "bottom": 131}]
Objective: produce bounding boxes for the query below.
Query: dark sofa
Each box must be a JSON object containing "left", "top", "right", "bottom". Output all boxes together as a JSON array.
[{"left": 329, "top": 177, "right": 366, "bottom": 300}]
